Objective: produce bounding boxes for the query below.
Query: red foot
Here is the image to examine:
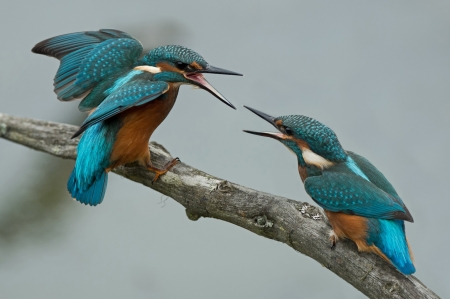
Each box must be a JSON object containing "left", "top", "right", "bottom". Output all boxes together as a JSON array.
[{"left": 147, "top": 157, "right": 180, "bottom": 183}]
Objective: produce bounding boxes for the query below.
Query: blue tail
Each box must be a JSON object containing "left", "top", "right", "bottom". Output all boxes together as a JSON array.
[
  {"left": 67, "top": 167, "right": 108, "bottom": 206},
  {"left": 66, "top": 121, "right": 119, "bottom": 207},
  {"left": 369, "top": 219, "right": 415, "bottom": 275}
]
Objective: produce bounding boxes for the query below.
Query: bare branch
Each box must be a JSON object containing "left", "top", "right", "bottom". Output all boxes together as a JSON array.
[{"left": 0, "top": 112, "right": 440, "bottom": 299}]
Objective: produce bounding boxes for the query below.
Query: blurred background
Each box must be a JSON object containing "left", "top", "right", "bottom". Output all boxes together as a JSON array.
[{"left": 1, "top": 1, "right": 449, "bottom": 298}]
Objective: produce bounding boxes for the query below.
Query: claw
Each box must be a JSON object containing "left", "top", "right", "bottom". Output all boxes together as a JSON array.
[
  {"left": 329, "top": 230, "right": 338, "bottom": 250},
  {"left": 331, "top": 242, "right": 336, "bottom": 250},
  {"left": 148, "top": 157, "right": 179, "bottom": 183}
]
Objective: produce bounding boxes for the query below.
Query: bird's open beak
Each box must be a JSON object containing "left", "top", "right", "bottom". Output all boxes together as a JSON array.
[
  {"left": 184, "top": 65, "right": 242, "bottom": 110},
  {"left": 242, "top": 130, "right": 284, "bottom": 140},
  {"left": 184, "top": 73, "right": 235, "bottom": 109},
  {"left": 243, "top": 106, "right": 284, "bottom": 140},
  {"left": 196, "top": 65, "right": 243, "bottom": 76}
]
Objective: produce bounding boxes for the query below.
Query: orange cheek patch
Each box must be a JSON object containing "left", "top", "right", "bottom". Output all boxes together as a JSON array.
[
  {"left": 281, "top": 134, "right": 309, "bottom": 151},
  {"left": 156, "top": 62, "right": 181, "bottom": 73},
  {"left": 190, "top": 62, "right": 202, "bottom": 70},
  {"left": 294, "top": 139, "right": 309, "bottom": 150}
]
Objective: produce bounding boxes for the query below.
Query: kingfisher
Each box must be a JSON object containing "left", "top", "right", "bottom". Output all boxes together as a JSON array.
[
  {"left": 243, "top": 106, "right": 415, "bottom": 275},
  {"left": 32, "top": 29, "right": 242, "bottom": 206}
]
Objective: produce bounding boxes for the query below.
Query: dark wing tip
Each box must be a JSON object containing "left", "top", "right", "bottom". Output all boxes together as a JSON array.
[
  {"left": 400, "top": 203, "right": 414, "bottom": 222},
  {"left": 391, "top": 210, "right": 414, "bottom": 222},
  {"left": 31, "top": 41, "right": 48, "bottom": 55},
  {"left": 31, "top": 45, "right": 39, "bottom": 54},
  {"left": 71, "top": 125, "right": 87, "bottom": 139},
  {"left": 404, "top": 209, "right": 414, "bottom": 223}
]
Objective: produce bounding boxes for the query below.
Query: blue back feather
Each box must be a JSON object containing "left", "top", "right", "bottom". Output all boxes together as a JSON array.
[
  {"left": 305, "top": 166, "right": 410, "bottom": 221},
  {"left": 72, "top": 78, "right": 168, "bottom": 138},
  {"left": 345, "top": 156, "right": 370, "bottom": 181}
]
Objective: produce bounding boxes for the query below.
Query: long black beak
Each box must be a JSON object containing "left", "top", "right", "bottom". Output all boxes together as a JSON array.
[
  {"left": 243, "top": 106, "right": 284, "bottom": 139},
  {"left": 242, "top": 130, "right": 283, "bottom": 140},
  {"left": 185, "top": 73, "right": 236, "bottom": 109},
  {"left": 196, "top": 65, "right": 243, "bottom": 76},
  {"left": 243, "top": 106, "right": 277, "bottom": 128}
]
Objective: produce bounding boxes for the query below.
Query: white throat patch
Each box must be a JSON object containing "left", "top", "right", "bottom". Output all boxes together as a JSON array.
[
  {"left": 133, "top": 65, "right": 161, "bottom": 74},
  {"left": 302, "top": 148, "right": 334, "bottom": 169}
]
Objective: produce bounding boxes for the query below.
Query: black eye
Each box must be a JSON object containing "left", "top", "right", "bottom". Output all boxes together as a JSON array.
[
  {"left": 284, "top": 126, "right": 293, "bottom": 135},
  {"left": 175, "top": 61, "right": 189, "bottom": 70}
]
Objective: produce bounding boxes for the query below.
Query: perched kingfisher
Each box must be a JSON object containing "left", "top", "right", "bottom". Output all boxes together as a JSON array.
[
  {"left": 243, "top": 106, "right": 415, "bottom": 275},
  {"left": 32, "top": 29, "right": 242, "bottom": 206}
]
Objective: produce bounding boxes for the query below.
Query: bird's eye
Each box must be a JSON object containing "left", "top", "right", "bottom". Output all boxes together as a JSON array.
[
  {"left": 284, "top": 126, "right": 293, "bottom": 135},
  {"left": 175, "top": 61, "right": 189, "bottom": 70}
]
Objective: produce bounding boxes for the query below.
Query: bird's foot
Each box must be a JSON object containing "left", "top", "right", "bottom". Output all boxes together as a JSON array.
[
  {"left": 329, "top": 230, "right": 338, "bottom": 250},
  {"left": 147, "top": 157, "right": 180, "bottom": 183}
]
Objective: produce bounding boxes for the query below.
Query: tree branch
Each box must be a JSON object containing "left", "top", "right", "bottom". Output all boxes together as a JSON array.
[{"left": 0, "top": 112, "right": 440, "bottom": 299}]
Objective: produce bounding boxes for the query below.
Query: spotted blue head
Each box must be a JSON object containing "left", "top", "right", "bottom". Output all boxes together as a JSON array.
[
  {"left": 139, "top": 45, "right": 242, "bottom": 109},
  {"left": 243, "top": 106, "right": 347, "bottom": 167}
]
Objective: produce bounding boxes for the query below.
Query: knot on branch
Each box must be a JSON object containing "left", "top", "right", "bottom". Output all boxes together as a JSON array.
[
  {"left": 0, "top": 122, "right": 7, "bottom": 137},
  {"left": 210, "top": 180, "right": 233, "bottom": 193},
  {"left": 384, "top": 281, "right": 400, "bottom": 295},
  {"left": 254, "top": 215, "right": 273, "bottom": 228},
  {"left": 298, "top": 203, "right": 322, "bottom": 220},
  {"left": 186, "top": 209, "right": 201, "bottom": 221}
]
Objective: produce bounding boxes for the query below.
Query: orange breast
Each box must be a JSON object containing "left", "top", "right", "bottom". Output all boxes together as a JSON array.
[
  {"left": 109, "top": 85, "right": 179, "bottom": 169},
  {"left": 298, "top": 165, "right": 307, "bottom": 182},
  {"left": 326, "top": 211, "right": 390, "bottom": 261},
  {"left": 326, "top": 211, "right": 368, "bottom": 241}
]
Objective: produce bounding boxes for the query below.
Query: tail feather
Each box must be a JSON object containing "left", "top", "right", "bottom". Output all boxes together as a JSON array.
[
  {"left": 67, "top": 168, "right": 108, "bottom": 206},
  {"left": 370, "top": 219, "right": 415, "bottom": 275}
]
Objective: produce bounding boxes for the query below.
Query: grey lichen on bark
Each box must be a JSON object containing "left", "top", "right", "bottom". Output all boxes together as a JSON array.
[{"left": 0, "top": 112, "right": 440, "bottom": 299}]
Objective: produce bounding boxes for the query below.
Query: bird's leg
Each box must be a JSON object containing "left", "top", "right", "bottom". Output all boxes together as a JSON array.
[
  {"left": 143, "top": 149, "right": 180, "bottom": 183},
  {"left": 146, "top": 157, "right": 180, "bottom": 183},
  {"left": 329, "top": 230, "right": 338, "bottom": 250}
]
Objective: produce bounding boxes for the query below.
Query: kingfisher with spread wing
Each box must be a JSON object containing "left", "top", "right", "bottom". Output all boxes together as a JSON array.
[{"left": 32, "top": 29, "right": 242, "bottom": 206}]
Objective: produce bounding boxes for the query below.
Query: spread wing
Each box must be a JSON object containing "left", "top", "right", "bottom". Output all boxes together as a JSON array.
[
  {"left": 304, "top": 164, "right": 413, "bottom": 222},
  {"left": 32, "top": 29, "right": 143, "bottom": 103},
  {"left": 72, "top": 79, "right": 169, "bottom": 138}
]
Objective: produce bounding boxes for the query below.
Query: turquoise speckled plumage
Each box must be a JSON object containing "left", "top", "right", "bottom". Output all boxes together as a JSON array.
[
  {"left": 278, "top": 115, "right": 348, "bottom": 162},
  {"left": 33, "top": 29, "right": 143, "bottom": 105},
  {"left": 304, "top": 158, "right": 411, "bottom": 220},
  {"left": 73, "top": 75, "right": 169, "bottom": 137},
  {"left": 243, "top": 106, "right": 415, "bottom": 275},
  {"left": 141, "top": 45, "right": 208, "bottom": 68},
  {"left": 33, "top": 29, "right": 242, "bottom": 206}
]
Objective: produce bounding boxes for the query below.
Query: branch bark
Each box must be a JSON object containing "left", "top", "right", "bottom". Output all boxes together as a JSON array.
[{"left": 0, "top": 112, "right": 440, "bottom": 299}]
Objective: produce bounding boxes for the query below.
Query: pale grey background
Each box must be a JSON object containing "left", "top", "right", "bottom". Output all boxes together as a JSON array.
[{"left": 0, "top": 1, "right": 449, "bottom": 298}]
